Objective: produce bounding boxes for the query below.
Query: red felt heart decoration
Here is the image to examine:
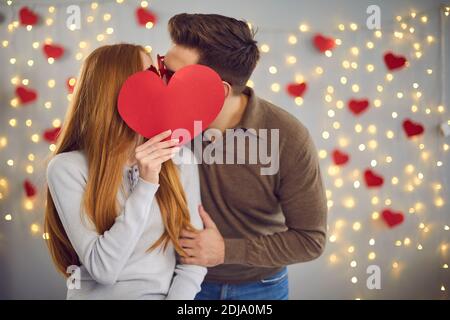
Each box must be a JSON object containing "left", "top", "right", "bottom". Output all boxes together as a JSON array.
[
  {"left": 364, "top": 169, "right": 384, "bottom": 188},
  {"left": 16, "top": 86, "right": 37, "bottom": 104},
  {"left": 313, "top": 33, "right": 335, "bottom": 53},
  {"left": 286, "top": 82, "right": 308, "bottom": 98},
  {"left": 43, "top": 127, "right": 61, "bottom": 143},
  {"left": 384, "top": 52, "right": 407, "bottom": 71},
  {"left": 381, "top": 209, "right": 404, "bottom": 228},
  {"left": 118, "top": 64, "right": 224, "bottom": 142},
  {"left": 24, "top": 180, "right": 37, "bottom": 198},
  {"left": 348, "top": 99, "right": 369, "bottom": 115},
  {"left": 136, "top": 7, "right": 157, "bottom": 26},
  {"left": 332, "top": 149, "right": 349, "bottom": 166},
  {"left": 19, "top": 6, "right": 39, "bottom": 26},
  {"left": 43, "top": 44, "right": 64, "bottom": 60},
  {"left": 403, "top": 119, "right": 424, "bottom": 138},
  {"left": 67, "top": 77, "right": 76, "bottom": 93}
]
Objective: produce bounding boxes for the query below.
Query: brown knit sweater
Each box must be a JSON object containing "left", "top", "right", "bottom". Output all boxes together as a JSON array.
[{"left": 191, "top": 87, "right": 327, "bottom": 283}]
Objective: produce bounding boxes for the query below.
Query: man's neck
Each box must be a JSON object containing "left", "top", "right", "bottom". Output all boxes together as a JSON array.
[{"left": 208, "top": 93, "right": 248, "bottom": 133}]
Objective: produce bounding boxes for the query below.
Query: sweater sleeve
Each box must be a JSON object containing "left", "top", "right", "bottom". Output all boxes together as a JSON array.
[
  {"left": 166, "top": 148, "right": 207, "bottom": 300},
  {"left": 223, "top": 127, "right": 328, "bottom": 267},
  {"left": 46, "top": 154, "right": 159, "bottom": 285}
]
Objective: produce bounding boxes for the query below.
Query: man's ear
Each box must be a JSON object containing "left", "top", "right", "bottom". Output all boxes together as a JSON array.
[{"left": 222, "top": 81, "right": 232, "bottom": 98}]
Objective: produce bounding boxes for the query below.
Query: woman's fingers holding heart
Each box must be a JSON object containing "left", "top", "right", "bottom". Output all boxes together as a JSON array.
[
  {"left": 135, "top": 131, "right": 180, "bottom": 184},
  {"left": 135, "top": 129, "right": 172, "bottom": 153},
  {"left": 150, "top": 138, "right": 180, "bottom": 152},
  {"left": 135, "top": 138, "right": 179, "bottom": 160},
  {"left": 143, "top": 146, "right": 180, "bottom": 161}
]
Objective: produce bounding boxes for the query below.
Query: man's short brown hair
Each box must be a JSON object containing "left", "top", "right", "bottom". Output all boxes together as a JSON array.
[{"left": 168, "top": 13, "right": 260, "bottom": 94}]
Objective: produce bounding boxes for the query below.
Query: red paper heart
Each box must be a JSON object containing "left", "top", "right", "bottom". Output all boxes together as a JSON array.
[
  {"left": 286, "top": 82, "right": 308, "bottom": 98},
  {"left": 43, "top": 44, "right": 64, "bottom": 60},
  {"left": 43, "top": 127, "right": 61, "bottom": 143},
  {"left": 16, "top": 86, "right": 37, "bottom": 104},
  {"left": 313, "top": 33, "right": 335, "bottom": 53},
  {"left": 381, "top": 209, "right": 404, "bottom": 228},
  {"left": 67, "top": 77, "right": 76, "bottom": 93},
  {"left": 19, "top": 6, "right": 39, "bottom": 26},
  {"left": 24, "top": 180, "right": 37, "bottom": 198},
  {"left": 118, "top": 65, "right": 224, "bottom": 142},
  {"left": 384, "top": 52, "right": 407, "bottom": 71},
  {"left": 364, "top": 169, "right": 384, "bottom": 188},
  {"left": 403, "top": 119, "right": 424, "bottom": 138},
  {"left": 136, "top": 7, "right": 157, "bottom": 26},
  {"left": 332, "top": 149, "right": 349, "bottom": 166},
  {"left": 348, "top": 99, "right": 369, "bottom": 115}
]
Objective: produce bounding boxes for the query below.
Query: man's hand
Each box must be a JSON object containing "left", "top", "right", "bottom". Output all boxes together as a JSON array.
[{"left": 179, "top": 205, "right": 225, "bottom": 267}]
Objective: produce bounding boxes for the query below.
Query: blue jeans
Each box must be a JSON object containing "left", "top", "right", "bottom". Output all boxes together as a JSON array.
[{"left": 195, "top": 268, "right": 289, "bottom": 300}]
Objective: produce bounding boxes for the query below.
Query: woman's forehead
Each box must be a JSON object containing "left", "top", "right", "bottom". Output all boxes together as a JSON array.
[{"left": 140, "top": 50, "right": 154, "bottom": 69}]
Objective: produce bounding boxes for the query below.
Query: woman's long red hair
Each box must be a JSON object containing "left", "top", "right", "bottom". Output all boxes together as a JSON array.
[{"left": 44, "top": 44, "right": 194, "bottom": 276}]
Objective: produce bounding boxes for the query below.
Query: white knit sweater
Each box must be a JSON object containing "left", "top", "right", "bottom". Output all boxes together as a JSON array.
[{"left": 46, "top": 147, "right": 206, "bottom": 300}]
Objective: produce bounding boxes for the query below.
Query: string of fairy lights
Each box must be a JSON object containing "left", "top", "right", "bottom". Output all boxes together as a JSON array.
[
  {"left": 1, "top": 2, "right": 157, "bottom": 241},
  {"left": 0, "top": 0, "right": 449, "bottom": 298},
  {"left": 244, "top": 5, "right": 450, "bottom": 298}
]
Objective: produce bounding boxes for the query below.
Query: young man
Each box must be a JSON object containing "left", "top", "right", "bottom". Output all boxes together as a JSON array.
[{"left": 164, "top": 13, "right": 327, "bottom": 300}]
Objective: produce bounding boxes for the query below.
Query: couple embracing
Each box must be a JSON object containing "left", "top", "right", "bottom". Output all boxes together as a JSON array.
[{"left": 45, "top": 13, "right": 327, "bottom": 300}]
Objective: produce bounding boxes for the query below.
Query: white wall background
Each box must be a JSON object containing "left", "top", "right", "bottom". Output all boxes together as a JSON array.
[{"left": 0, "top": 0, "right": 449, "bottom": 299}]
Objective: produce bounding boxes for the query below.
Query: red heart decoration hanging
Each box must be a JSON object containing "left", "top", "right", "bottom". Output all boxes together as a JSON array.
[
  {"left": 332, "top": 149, "right": 350, "bottom": 166},
  {"left": 384, "top": 52, "right": 407, "bottom": 71},
  {"left": 286, "top": 82, "right": 308, "bottom": 98},
  {"left": 19, "top": 6, "right": 39, "bottom": 26},
  {"left": 67, "top": 77, "right": 76, "bottom": 93},
  {"left": 403, "top": 119, "right": 424, "bottom": 138},
  {"left": 118, "top": 65, "right": 224, "bottom": 142},
  {"left": 43, "top": 44, "right": 65, "bottom": 60},
  {"left": 16, "top": 86, "right": 37, "bottom": 104},
  {"left": 43, "top": 127, "right": 61, "bottom": 143},
  {"left": 381, "top": 209, "right": 404, "bottom": 228},
  {"left": 24, "top": 180, "right": 37, "bottom": 198},
  {"left": 364, "top": 169, "right": 384, "bottom": 188},
  {"left": 313, "top": 33, "right": 335, "bottom": 53},
  {"left": 136, "top": 7, "right": 157, "bottom": 26},
  {"left": 348, "top": 99, "right": 369, "bottom": 115}
]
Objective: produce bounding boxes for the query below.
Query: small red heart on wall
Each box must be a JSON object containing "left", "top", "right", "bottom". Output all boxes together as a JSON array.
[
  {"left": 16, "top": 86, "right": 37, "bottom": 104},
  {"left": 332, "top": 149, "right": 350, "bottom": 166},
  {"left": 384, "top": 52, "right": 407, "bottom": 71},
  {"left": 381, "top": 209, "right": 404, "bottom": 228},
  {"left": 348, "top": 99, "right": 369, "bottom": 115},
  {"left": 43, "top": 44, "right": 65, "bottom": 60},
  {"left": 136, "top": 7, "right": 157, "bottom": 26},
  {"left": 364, "top": 169, "right": 384, "bottom": 188},
  {"left": 67, "top": 77, "right": 76, "bottom": 93},
  {"left": 24, "top": 180, "right": 37, "bottom": 198},
  {"left": 43, "top": 127, "right": 61, "bottom": 143},
  {"left": 286, "top": 82, "right": 308, "bottom": 97},
  {"left": 19, "top": 6, "right": 39, "bottom": 26},
  {"left": 403, "top": 119, "right": 424, "bottom": 138},
  {"left": 313, "top": 33, "right": 335, "bottom": 52}
]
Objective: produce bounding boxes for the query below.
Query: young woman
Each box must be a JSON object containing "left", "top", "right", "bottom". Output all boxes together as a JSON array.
[{"left": 44, "top": 44, "right": 206, "bottom": 300}]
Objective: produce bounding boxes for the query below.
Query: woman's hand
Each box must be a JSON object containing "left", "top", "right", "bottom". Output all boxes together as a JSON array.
[{"left": 135, "top": 130, "right": 179, "bottom": 184}]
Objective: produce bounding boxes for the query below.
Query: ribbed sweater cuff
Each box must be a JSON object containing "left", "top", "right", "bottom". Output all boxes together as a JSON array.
[{"left": 224, "top": 238, "right": 247, "bottom": 264}]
